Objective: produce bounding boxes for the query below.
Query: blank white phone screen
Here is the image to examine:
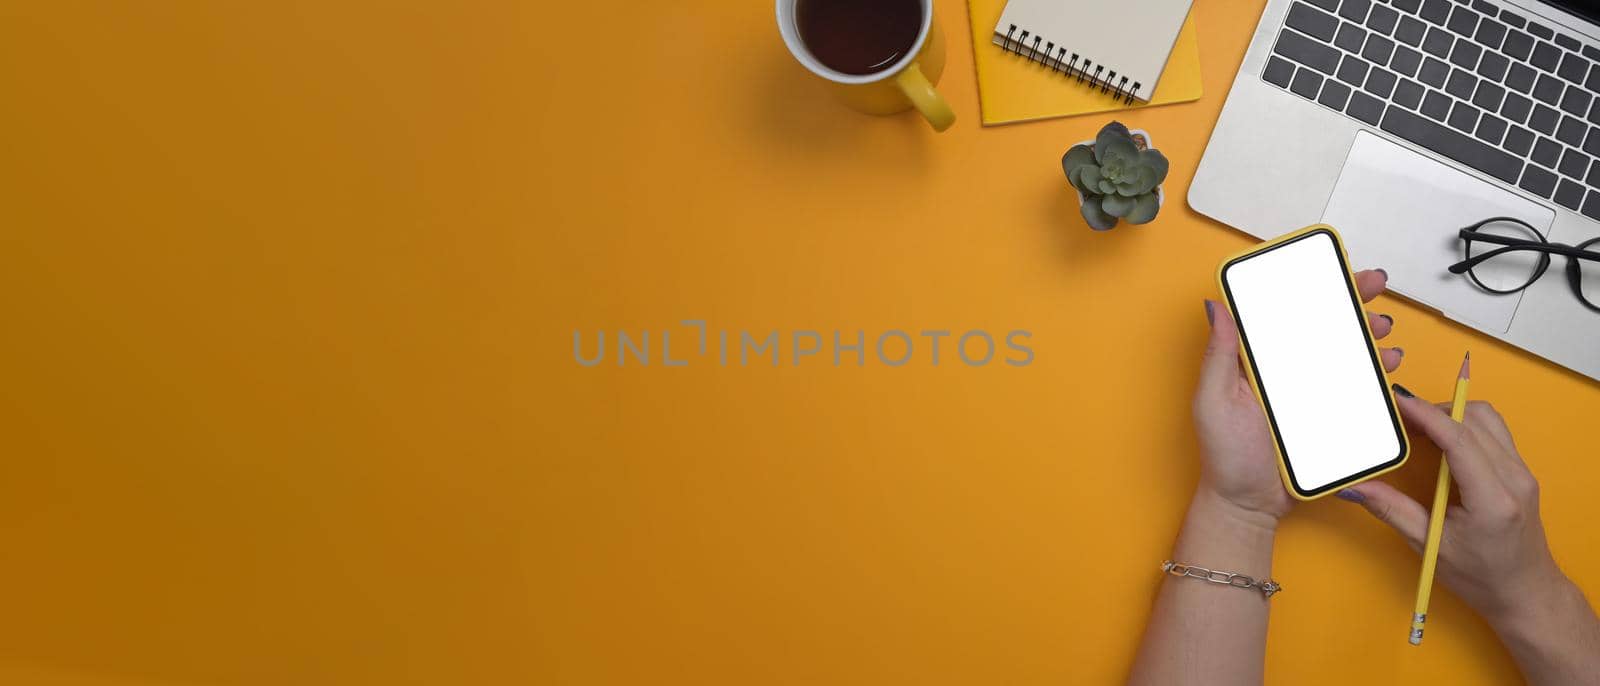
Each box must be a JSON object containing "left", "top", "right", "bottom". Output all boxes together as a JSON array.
[{"left": 1224, "top": 231, "right": 1402, "bottom": 493}]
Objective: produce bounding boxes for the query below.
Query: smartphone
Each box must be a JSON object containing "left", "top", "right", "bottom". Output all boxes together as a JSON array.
[{"left": 1218, "top": 226, "right": 1409, "bottom": 500}]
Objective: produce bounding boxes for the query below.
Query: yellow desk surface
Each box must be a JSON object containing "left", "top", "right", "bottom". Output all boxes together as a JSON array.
[{"left": 0, "top": 1, "right": 1595, "bottom": 684}]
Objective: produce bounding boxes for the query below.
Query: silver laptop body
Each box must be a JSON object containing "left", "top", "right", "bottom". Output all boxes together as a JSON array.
[{"left": 1192, "top": 0, "right": 1600, "bottom": 381}]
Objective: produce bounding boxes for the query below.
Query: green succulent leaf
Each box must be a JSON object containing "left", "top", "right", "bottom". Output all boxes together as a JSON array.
[
  {"left": 1079, "top": 166, "right": 1103, "bottom": 190},
  {"left": 1124, "top": 192, "right": 1160, "bottom": 224},
  {"left": 1094, "top": 121, "right": 1133, "bottom": 160},
  {"left": 1067, "top": 166, "right": 1092, "bottom": 194},
  {"left": 1061, "top": 144, "right": 1096, "bottom": 178},
  {"left": 1138, "top": 149, "right": 1169, "bottom": 187},
  {"left": 1080, "top": 195, "right": 1119, "bottom": 230},
  {"left": 1101, "top": 194, "right": 1136, "bottom": 218}
]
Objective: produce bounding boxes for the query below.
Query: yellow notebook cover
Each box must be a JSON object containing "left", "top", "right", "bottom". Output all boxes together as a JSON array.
[{"left": 967, "top": 0, "right": 1204, "bottom": 125}]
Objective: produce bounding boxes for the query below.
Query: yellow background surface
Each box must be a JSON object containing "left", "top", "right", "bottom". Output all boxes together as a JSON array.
[{"left": 0, "top": 1, "right": 1595, "bottom": 684}]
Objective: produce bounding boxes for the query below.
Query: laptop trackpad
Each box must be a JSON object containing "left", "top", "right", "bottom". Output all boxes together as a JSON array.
[{"left": 1321, "top": 132, "right": 1556, "bottom": 333}]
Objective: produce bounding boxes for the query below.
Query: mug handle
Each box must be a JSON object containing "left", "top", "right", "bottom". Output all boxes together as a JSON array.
[{"left": 894, "top": 64, "right": 955, "bottom": 132}]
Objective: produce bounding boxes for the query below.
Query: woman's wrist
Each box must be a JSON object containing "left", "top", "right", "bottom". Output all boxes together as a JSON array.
[{"left": 1171, "top": 487, "right": 1279, "bottom": 580}]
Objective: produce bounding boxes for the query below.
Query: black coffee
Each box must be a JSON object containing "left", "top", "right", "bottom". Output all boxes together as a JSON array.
[{"left": 796, "top": 0, "right": 923, "bottom": 76}]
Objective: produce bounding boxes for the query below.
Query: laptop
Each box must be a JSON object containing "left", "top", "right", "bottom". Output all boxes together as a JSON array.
[{"left": 1192, "top": 0, "right": 1600, "bottom": 381}]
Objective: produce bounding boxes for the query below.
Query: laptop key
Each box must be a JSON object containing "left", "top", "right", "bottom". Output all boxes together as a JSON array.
[
  {"left": 1394, "top": 0, "right": 1421, "bottom": 12},
  {"left": 1364, "top": 35, "right": 1396, "bottom": 64},
  {"left": 1527, "top": 22, "right": 1554, "bottom": 41},
  {"left": 1449, "top": 101, "right": 1481, "bottom": 132},
  {"left": 1287, "top": 2, "right": 1340, "bottom": 42},
  {"left": 1368, "top": 5, "right": 1399, "bottom": 34},
  {"left": 1291, "top": 67, "right": 1325, "bottom": 99},
  {"left": 1347, "top": 90, "right": 1386, "bottom": 124},
  {"left": 1420, "top": 0, "right": 1451, "bottom": 25},
  {"left": 1582, "top": 191, "right": 1600, "bottom": 221},
  {"left": 1530, "top": 104, "right": 1560, "bottom": 134},
  {"left": 1336, "top": 22, "right": 1368, "bottom": 53},
  {"left": 1562, "top": 86, "right": 1592, "bottom": 117},
  {"left": 1559, "top": 115, "right": 1587, "bottom": 146},
  {"left": 1472, "top": 0, "right": 1498, "bottom": 13},
  {"left": 1395, "top": 16, "right": 1427, "bottom": 46},
  {"left": 1422, "top": 90, "right": 1453, "bottom": 120},
  {"left": 1264, "top": 56, "right": 1297, "bottom": 88},
  {"left": 1500, "top": 9, "right": 1526, "bottom": 29},
  {"left": 1275, "top": 30, "right": 1342, "bottom": 74},
  {"left": 1506, "top": 63, "right": 1537, "bottom": 93},
  {"left": 1587, "top": 127, "right": 1600, "bottom": 156},
  {"left": 1476, "top": 114, "right": 1508, "bottom": 144},
  {"left": 1559, "top": 52, "right": 1591, "bottom": 84},
  {"left": 1589, "top": 160, "right": 1600, "bottom": 186},
  {"left": 1532, "top": 136, "right": 1562, "bottom": 166},
  {"left": 1474, "top": 18, "right": 1507, "bottom": 49},
  {"left": 1534, "top": 73, "right": 1564, "bottom": 105},
  {"left": 1450, "top": 40, "right": 1482, "bottom": 69},
  {"left": 1380, "top": 106, "right": 1523, "bottom": 182},
  {"left": 1502, "top": 30, "right": 1535, "bottom": 60},
  {"left": 1366, "top": 68, "right": 1398, "bottom": 98},
  {"left": 1394, "top": 78, "right": 1426, "bottom": 108},
  {"left": 1504, "top": 125, "right": 1535, "bottom": 155},
  {"left": 1555, "top": 178, "right": 1584, "bottom": 210},
  {"left": 1447, "top": 5, "right": 1477, "bottom": 37},
  {"left": 1340, "top": 0, "right": 1371, "bottom": 23},
  {"left": 1501, "top": 92, "right": 1533, "bottom": 123},
  {"left": 1586, "top": 68, "right": 1600, "bottom": 93},
  {"left": 1423, "top": 27, "right": 1454, "bottom": 58},
  {"left": 1532, "top": 41, "right": 1561, "bottom": 72},
  {"left": 1555, "top": 33, "right": 1581, "bottom": 52},
  {"left": 1560, "top": 147, "right": 1590, "bottom": 179},
  {"left": 1585, "top": 45, "right": 1600, "bottom": 62},
  {"left": 1321, "top": 80, "right": 1354, "bottom": 109},
  {"left": 1590, "top": 99, "right": 1600, "bottom": 126},
  {"left": 1477, "top": 52, "right": 1509, "bottom": 82},
  {"left": 1446, "top": 68, "right": 1478, "bottom": 100},
  {"left": 1307, "top": 0, "right": 1340, "bottom": 11},
  {"left": 1392, "top": 46, "right": 1424, "bottom": 76},
  {"left": 1474, "top": 82, "right": 1505, "bottom": 111},
  {"left": 1339, "top": 55, "right": 1371, "bottom": 86},
  {"left": 1520, "top": 164, "right": 1558, "bottom": 197}
]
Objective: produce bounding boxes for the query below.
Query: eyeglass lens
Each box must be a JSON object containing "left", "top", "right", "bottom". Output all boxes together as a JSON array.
[
  {"left": 1578, "top": 238, "right": 1600, "bottom": 308},
  {"left": 1466, "top": 220, "right": 1548, "bottom": 293}
]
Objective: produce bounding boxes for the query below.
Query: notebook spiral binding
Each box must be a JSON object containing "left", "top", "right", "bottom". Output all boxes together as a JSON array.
[{"left": 998, "top": 24, "right": 1140, "bottom": 105}]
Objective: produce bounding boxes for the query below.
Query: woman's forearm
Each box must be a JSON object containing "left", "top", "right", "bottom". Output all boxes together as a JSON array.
[
  {"left": 1491, "top": 576, "right": 1600, "bottom": 686},
  {"left": 1128, "top": 487, "right": 1279, "bottom": 686}
]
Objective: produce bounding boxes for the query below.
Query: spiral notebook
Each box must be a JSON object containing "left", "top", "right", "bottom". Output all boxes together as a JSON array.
[{"left": 968, "top": 0, "right": 1202, "bottom": 125}]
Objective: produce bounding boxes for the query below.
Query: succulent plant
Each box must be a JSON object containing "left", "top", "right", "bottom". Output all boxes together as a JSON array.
[{"left": 1062, "top": 121, "right": 1169, "bottom": 230}]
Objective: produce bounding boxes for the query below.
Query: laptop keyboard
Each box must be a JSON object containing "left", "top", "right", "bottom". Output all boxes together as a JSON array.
[{"left": 1262, "top": 0, "right": 1600, "bottom": 220}]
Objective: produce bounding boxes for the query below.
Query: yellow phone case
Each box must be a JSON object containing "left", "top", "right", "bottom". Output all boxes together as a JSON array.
[{"left": 1216, "top": 225, "right": 1411, "bottom": 501}]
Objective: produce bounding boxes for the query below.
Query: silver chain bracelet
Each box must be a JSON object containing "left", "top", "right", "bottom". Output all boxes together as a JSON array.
[{"left": 1161, "top": 560, "right": 1282, "bottom": 598}]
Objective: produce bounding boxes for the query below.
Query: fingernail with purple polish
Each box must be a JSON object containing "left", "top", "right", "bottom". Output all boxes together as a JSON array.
[
  {"left": 1376, "top": 268, "right": 1389, "bottom": 279},
  {"left": 1336, "top": 489, "right": 1365, "bottom": 503},
  {"left": 1392, "top": 383, "right": 1415, "bottom": 398},
  {"left": 1379, "top": 314, "right": 1394, "bottom": 326},
  {"left": 1205, "top": 300, "right": 1215, "bottom": 325}
]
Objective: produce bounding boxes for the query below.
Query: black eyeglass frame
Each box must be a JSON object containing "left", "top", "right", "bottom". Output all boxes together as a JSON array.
[{"left": 1447, "top": 216, "right": 1600, "bottom": 313}]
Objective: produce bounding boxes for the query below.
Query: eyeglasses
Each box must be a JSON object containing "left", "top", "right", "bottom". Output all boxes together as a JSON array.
[{"left": 1448, "top": 217, "right": 1600, "bottom": 313}]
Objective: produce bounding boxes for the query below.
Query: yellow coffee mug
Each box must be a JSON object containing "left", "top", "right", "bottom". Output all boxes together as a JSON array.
[{"left": 775, "top": 0, "right": 956, "bottom": 132}]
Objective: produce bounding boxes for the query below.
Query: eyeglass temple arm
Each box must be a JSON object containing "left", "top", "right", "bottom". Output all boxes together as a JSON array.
[{"left": 1449, "top": 243, "right": 1600, "bottom": 274}]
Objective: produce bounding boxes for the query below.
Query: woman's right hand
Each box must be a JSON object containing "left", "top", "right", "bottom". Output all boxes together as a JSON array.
[{"left": 1339, "top": 392, "right": 1569, "bottom": 629}]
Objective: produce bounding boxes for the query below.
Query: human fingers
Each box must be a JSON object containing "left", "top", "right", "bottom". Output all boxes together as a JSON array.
[
  {"left": 1392, "top": 386, "right": 1502, "bottom": 506},
  {"left": 1380, "top": 347, "right": 1404, "bottom": 372},
  {"left": 1339, "top": 481, "right": 1428, "bottom": 552},
  {"left": 1369, "top": 311, "right": 1395, "bottom": 337},
  {"left": 1199, "top": 300, "right": 1244, "bottom": 397},
  {"left": 1354, "top": 268, "right": 1388, "bottom": 302}
]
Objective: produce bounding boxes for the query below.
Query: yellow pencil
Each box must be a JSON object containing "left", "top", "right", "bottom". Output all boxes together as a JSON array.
[{"left": 1410, "top": 351, "right": 1470, "bottom": 646}]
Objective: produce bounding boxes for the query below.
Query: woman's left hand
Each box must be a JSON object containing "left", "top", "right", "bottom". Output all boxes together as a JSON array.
[{"left": 1194, "top": 269, "right": 1403, "bottom": 522}]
